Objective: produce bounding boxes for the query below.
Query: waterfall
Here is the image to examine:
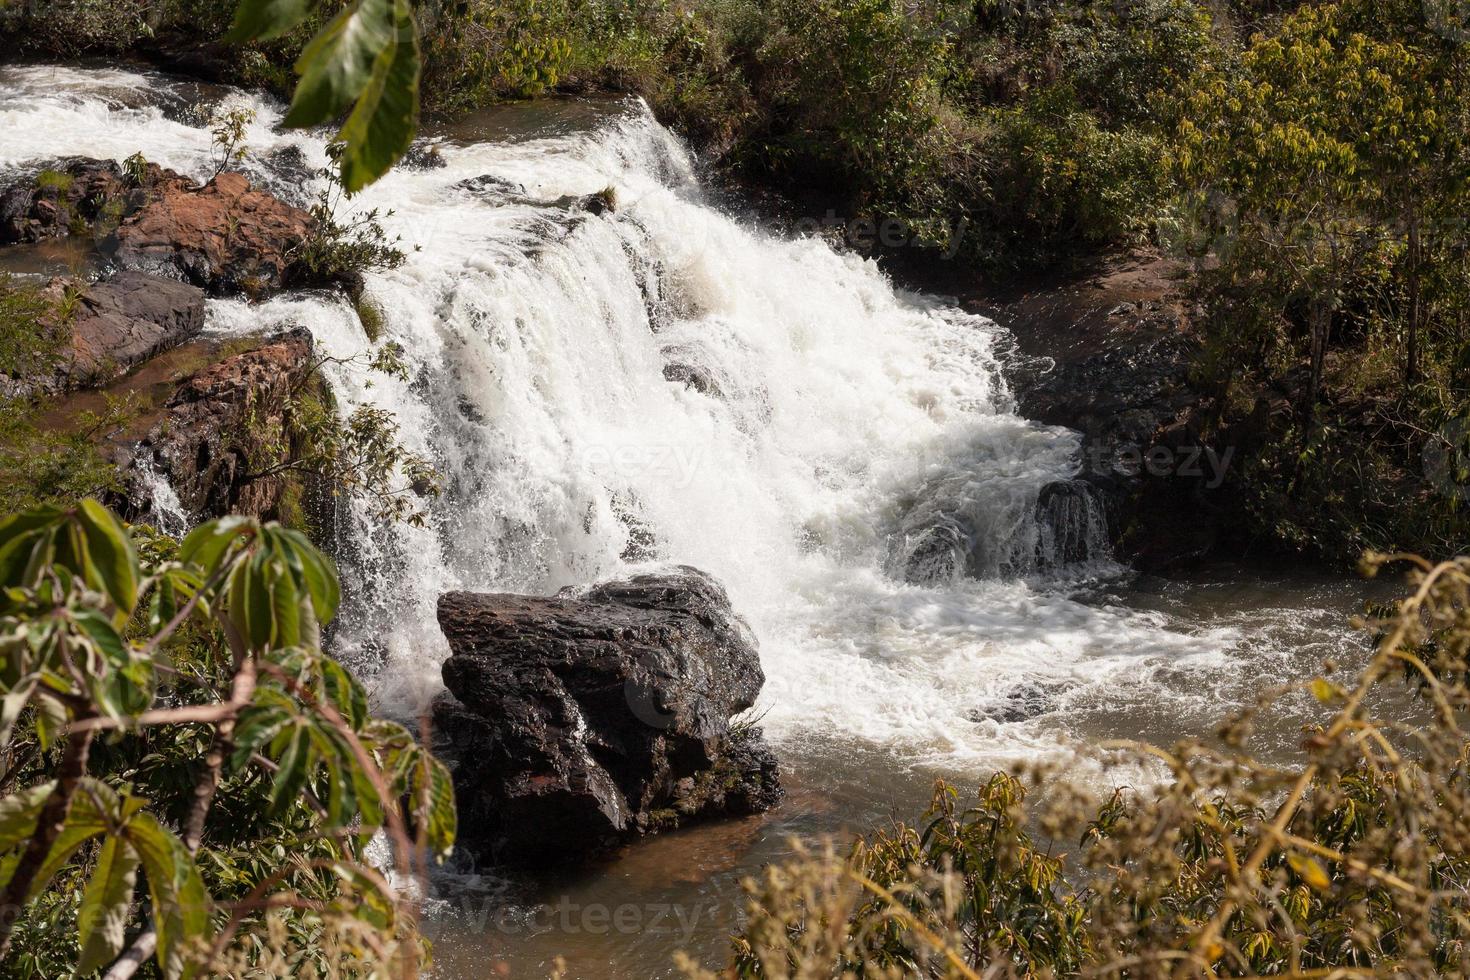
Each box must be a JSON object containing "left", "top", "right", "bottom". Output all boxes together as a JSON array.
[{"left": 1, "top": 63, "right": 1251, "bottom": 772}]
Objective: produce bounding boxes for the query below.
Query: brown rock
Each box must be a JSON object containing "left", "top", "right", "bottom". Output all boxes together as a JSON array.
[
  {"left": 60, "top": 273, "right": 206, "bottom": 388},
  {"left": 113, "top": 172, "right": 314, "bottom": 295},
  {"left": 133, "top": 329, "right": 314, "bottom": 519},
  {"left": 0, "top": 157, "right": 186, "bottom": 244},
  {"left": 432, "top": 567, "right": 782, "bottom": 864}
]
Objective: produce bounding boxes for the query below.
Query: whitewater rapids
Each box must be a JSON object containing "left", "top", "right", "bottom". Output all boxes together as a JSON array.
[{"left": 1, "top": 63, "right": 1332, "bottom": 778}]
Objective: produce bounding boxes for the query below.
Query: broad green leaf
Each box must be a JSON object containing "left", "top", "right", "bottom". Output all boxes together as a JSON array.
[
  {"left": 77, "top": 835, "right": 141, "bottom": 974},
  {"left": 32, "top": 692, "right": 67, "bottom": 752},
  {"left": 0, "top": 506, "right": 66, "bottom": 590},
  {"left": 0, "top": 783, "right": 55, "bottom": 852},
  {"left": 226, "top": 0, "right": 312, "bottom": 43},
  {"left": 269, "top": 560, "right": 302, "bottom": 650},
  {"left": 229, "top": 704, "right": 291, "bottom": 772},
  {"left": 269, "top": 725, "right": 312, "bottom": 817},
  {"left": 126, "top": 812, "right": 211, "bottom": 980},
  {"left": 283, "top": 0, "right": 395, "bottom": 129},
  {"left": 0, "top": 674, "right": 39, "bottom": 751},
  {"left": 335, "top": 0, "right": 420, "bottom": 192},
  {"left": 319, "top": 658, "right": 367, "bottom": 730},
  {"left": 76, "top": 499, "right": 140, "bottom": 619},
  {"left": 179, "top": 517, "right": 253, "bottom": 573},
  {"left": 411, "top": 754, "right": 457, "bottom": 860},
  {"left": 71, "top": 609, "right": 130, "bottom": 667},
  {"left": 276, "top": 527, "right": 339, "bottom": 622}
]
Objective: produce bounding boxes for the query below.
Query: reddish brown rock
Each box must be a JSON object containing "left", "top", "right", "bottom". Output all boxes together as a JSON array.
[
  {"left": 132, "top": 329, "right": 314, "bottom": 519},
  {"left": 0, "top": 158, "right": 186, "bottom": 244},
  {"left": 113, "top": 172, "right": 314, "bottom": 295}
]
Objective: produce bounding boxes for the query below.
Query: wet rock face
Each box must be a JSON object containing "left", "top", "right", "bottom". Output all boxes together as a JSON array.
[
  {"left": 131, "top": 329, "right": 314, "bottom": 519},
  {"left": 113, "top": 172, "right": 313, "bottom": 295},
  {"left": 432, "top": 567, "right": 782, "bottom": 864},
  {"left": 61, "top": 272, "right": 206, "bottom": 387},
  {"left": 0, "top": 158, "right": 180, "bottom": 244}
]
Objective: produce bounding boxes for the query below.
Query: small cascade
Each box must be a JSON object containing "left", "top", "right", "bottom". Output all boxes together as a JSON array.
[{"left": 1035, "top": 479, "right": 1113, "bottom": 569}]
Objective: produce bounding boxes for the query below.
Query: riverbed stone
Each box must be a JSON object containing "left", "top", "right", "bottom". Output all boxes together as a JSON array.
[
  {"left": 128, "top": 328, "right": 315, "bottom": 520},
  {"left": 432, "top": 567, "right": 782, "bottom": 864},
  {"left": 112, "top": 171, "right": 313, "bottom": 295}
]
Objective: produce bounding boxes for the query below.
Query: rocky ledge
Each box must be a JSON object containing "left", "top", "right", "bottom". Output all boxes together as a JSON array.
[
  {"left": 3, "top": 157, "right": 316, "bottom": 297},
  {"left": 432, "top": 567, "right": 782, "bottom": 865},
  {"left": 974, "top": 252, "right": 1257, "bottom": 571}
]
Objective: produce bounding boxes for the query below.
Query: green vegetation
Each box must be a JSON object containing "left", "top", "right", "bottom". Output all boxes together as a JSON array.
[
  {"left": 0, "top": 501, "right": 454, "bottom": 977},
  {"left": 693, "top": 554, "right": 1470, "bottom": 977}
]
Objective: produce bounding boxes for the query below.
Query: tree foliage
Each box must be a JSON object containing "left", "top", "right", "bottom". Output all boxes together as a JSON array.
[{"left": 0, "top": 501, "right": 455, "bottom": 977}]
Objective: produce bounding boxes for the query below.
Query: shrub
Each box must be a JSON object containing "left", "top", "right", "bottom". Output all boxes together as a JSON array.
[
  {"left": 0, "top": 503, "right": 456, "bottom": 977},
  {"left": 702, "top": 554, "right": 1470, "bottom": 977}
]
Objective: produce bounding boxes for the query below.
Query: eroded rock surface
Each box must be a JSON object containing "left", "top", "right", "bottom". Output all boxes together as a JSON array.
[
  {"left": 60, "top": 272, "right": 206, "bottom": 387},
  {"left": 113, "top": 172, "right": 313, "bottom": 294},
  {"left": 129, "top": 329, "right": 314, "bottom": 519},
  {"left": 432, "top": 567, "right": 782, "bottom": 863}
]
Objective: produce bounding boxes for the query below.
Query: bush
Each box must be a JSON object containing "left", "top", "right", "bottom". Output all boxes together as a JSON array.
[
  {"left": 0, "top": 503, "right": 456, "bottom": 977},
  {"left": 700, "top": 554, "right": 1470, "bottom": 977}
]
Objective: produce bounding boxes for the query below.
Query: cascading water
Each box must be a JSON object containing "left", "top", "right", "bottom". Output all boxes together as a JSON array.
[
  {"left": 0, "top": 62, "right": 1367, "bottom": 775},
  {"left": 2, "top": 62, "right": 1387, "bottom": 977}
]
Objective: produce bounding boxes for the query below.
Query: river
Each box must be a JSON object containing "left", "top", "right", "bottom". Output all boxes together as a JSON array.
[{"left": 0, "top": 62, "right": 1389, "bottom": 978}]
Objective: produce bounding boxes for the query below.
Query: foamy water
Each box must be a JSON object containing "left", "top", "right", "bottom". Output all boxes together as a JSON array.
[{"left": 0, "top": 63, "right": 1348, "bottom": 781}]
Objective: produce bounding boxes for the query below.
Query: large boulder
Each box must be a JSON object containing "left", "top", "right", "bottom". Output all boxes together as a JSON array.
[
  {"left": 113, "top": 172, "right": 313, "bottom": 295},
  {"left": 129, "top": 329, "right": 315, "bottom": 520},
  {"left": 59, "top": 272, "right": 206, "bottom": 388},
  {"left": 432, "top": 567, "right": 782, "bottom": 864}
]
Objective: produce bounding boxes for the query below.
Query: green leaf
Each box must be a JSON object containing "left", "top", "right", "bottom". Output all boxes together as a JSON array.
[
  {"left": 1288, "top": 851, "right": 1331, "bottom": 891},
  {"left": 276, "top": 528, "right": 339, "bottom": 623},
  {"left": 334, "top": 0, "right": 420, "bottom": 192},
  {"left": 269, "top": 560, "right": 302, "bottom": 650},
  {"left": 76, "top": 499, "right": 139, "bottom": 620},
  {"left": 226, "top": 0, "right": 311, "bottom": 43},
  {"left": 229, "top": 704, "right": 291, "bottom": 772},
  {"left": 283, "top": 0, "right": 395, "bottom": 129},
  {"left": 412, "top": 754, "right": 457, "bottom": 860},
  {"left": 179, "top": 517, "right": 253, "bottom": 571},
  {"left": 0, "top": 674, "right": 40, "bottom": 751},
  {"left": 0, "top": 783, "right": 55, "bottom": 852},
  {"left": 76, "top": 835, "right": 141, "bottom": 974},
  {"left": 125, "top": 812, "right": 211, "bottom": 980},
  {"left": 269, "top": 725, "right": 312, "bottom": 817}
]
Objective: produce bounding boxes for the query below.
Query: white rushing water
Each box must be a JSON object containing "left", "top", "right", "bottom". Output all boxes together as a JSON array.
[{"left": 1, "top": 64, "right": 1268, "bottom": 775}]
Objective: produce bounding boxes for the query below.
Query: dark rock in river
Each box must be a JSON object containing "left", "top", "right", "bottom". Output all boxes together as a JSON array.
[
  {"left": 401, "top": 142, "right": 448, "bottom": 171},
  {"left": 60, "top": 272, "right": 206, "bottom": 388},
  {"left": 129, "top": 329, "right": 315, "bottom": 520},
  {"left": 113, "top": 171, "right": 313, "bottom": 295},
  {"left": 968, "top": 681, "right": 1070, "bottom": 724},
  {"left": 0, "top": 157, "right": 181, "bottom": 244},
  {"left": 432, "top": 566, "right": 782, "bottom": 864}
]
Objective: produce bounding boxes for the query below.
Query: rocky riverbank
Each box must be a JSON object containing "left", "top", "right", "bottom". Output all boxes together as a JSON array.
[{"left": 0, "top": 148, "right": 785, "bottom": 867}]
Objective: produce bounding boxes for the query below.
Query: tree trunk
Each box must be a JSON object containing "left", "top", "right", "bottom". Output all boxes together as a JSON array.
[
  {"left": 0, "top": 725, "right": 95, "bottom": 959},
  {"left": 1406, "top": 211, "right": 1422, "bottom": 386}
]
